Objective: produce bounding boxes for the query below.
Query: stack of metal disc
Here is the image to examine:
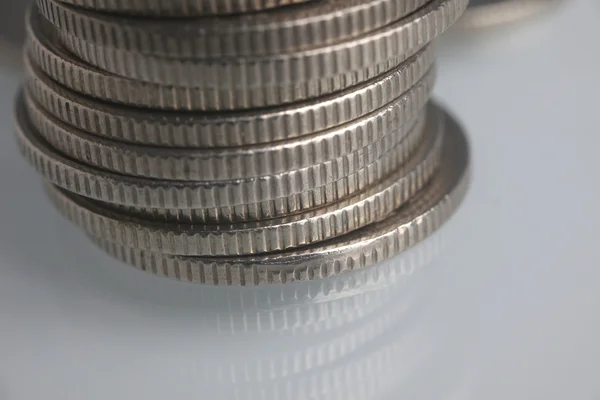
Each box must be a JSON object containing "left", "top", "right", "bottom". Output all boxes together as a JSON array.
[{"left": 14, "top": 0, "right": 471, "bottom": 285}]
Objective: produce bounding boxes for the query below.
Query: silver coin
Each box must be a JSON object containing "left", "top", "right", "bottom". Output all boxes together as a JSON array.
[
  {"left": 82, "top": 103, "right": 470, "bottom": 284},
  {"left": 53, "top": 0, "right": 467, "bottom": 110},
  {"left": 39, "top": 0, "right": 430, "bottom": 58},
  {"left": 25, "top": 66, "right": 433, "bottom": 181},
  {"left": 25, "top": 12, "right": 435, "bottom": 140},
  {"left": 105, "top": 124, "right": 425, "bottom": 224},
  {"left": 15, "top": 90, "right": 426, "bottom": 220},
  {"left": 43, "top": 107, "right": 442, "bottom": 256},
  {"left": 57, "top": 0, "right": 315, "bottom": 16},
  {"left": 25, "top": 85, "right": 428, "bottom": 182},
  {"left": 458, "top": 0, "right": 559, "bottom": 29}
]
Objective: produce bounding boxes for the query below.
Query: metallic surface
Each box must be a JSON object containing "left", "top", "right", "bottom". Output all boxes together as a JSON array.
[
  {"left": 41, "top": 0, "right": 430, "bottom": 57},
  {"left": 75, "top": 105, "right": 471, "bottom": 284},
  {"left": 24, "top": 62, "right": 434, "bottom": 179},
  {"left": 16, "top": 91, "right": 430, "bottom": 219},
  {"left": 14, "top": 0, "right": 470, "bottom": 283},
  {"left": 57, "top": 0, "right": 316, "bottom": 16},
  {"left": 4, "top": 0, "right": 600, "bottom": 395},
  {"left": 43, "top": 109, "right": 443, "bottom": 256},
  {"left": 25, "top": 89, "right": 427, "bottom": 181},
  {"left": 107, "top": 128, "right": 424, "bottom": 223},
  {"left": 51, "top": 0, "right": 467, "bottom": 110}
]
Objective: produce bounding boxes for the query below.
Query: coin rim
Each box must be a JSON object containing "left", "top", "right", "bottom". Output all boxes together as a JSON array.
[
  {"left": 43, "top": 109, "right": 442, "bottom": 256},
  {"left": 25, "top": 11, "right": 435, "bottom": 139},
  {"left": 25, "top": 66, "right": 434, "bottom": 181},
  {"left": 51, "top": 0, "right": 467, "bottom": 110},
  {"left": 39, "top": 0, "right": 430, "bottom": 58},
  {"left": 57, "top": 0, "right": 315, "bottom": 16},
  {"left": 78, "top": 104, "right": 471, "bottom": 284}
]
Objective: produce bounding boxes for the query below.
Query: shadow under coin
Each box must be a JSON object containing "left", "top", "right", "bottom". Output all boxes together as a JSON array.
[{"left": 0, "top": 76, "right": 478, "bottom": 397}]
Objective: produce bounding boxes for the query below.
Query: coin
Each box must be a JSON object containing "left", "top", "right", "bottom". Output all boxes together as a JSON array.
[
  {"left": 25, "top": 12, "right": 435, "bottom": 139},
  {"left": 458, "top": 0, "right": 559, "bottom": 29},
  {"left": 39, "top": 0, "right": 430, "bottom": 58},
  {"left": 15, "top": 0, "right": 471, "bottom": 285},
  {"left": 52, "top": 0, "right": 467, "bottom": 110},
  {"left": 26, "top": 86, "right": 429, "bottom": 182},
  {"left": 15, "top": 90, "right": 427, "bottom": 220},
  {"left": 57, "top": 0, "right": 315, "bottom": 16},
  {"left": 82, "top": 104, "right": 470, "bottom": 284},
  {"left": 25, "top": 57, "right": 434, "bottom": 180},
  {"left": 43, "top": 106, "right": 442, "bottom": 256},
  {"left": 106, "top": 126, "right": 425, "bottom": 224}
]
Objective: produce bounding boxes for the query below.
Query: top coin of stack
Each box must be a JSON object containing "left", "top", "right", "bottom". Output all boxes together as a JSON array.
[{"left": 14, "top": 0, "right": 471, "bottom": 285}]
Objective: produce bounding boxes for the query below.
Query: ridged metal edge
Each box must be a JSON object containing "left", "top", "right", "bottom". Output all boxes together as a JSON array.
[
  {"left": 26, "top": 89, "right": 427, "bottom": 182},
  {"left": 42, "top": 0, "right": 429, "bottom": 57},
  {"left": 25, "top": 67, "right": 433, "bottom": 180},
  {"left": 58, "top": 0, "right": 315, "bottom": 16},
  {"left": 105, "top": 124, "right": 425, "bottom": 223},
  {"left": 25, "top": 13, "right": 435, "bottom": 140},
  {"left": 44, "top": 110, "right": 442, "bottom": 256},
  {"left": 70, "top": 103, "right": 470, "bottom": 284},
  {"left": 15, "top": 90, "right": 427, "bottom": 216}
]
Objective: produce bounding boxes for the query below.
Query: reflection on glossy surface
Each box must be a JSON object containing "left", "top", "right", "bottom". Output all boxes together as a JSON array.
[
  {"left": 3, "top": 0, "right": 600, "bottom": 398},
  {"left": 182, "top": 236, "right": 446, "bottom": 399}
]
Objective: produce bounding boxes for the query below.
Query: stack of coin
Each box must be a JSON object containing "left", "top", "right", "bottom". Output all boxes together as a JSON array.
[{"left": 14, "top": 0, "right": 471, "bottom": 285}]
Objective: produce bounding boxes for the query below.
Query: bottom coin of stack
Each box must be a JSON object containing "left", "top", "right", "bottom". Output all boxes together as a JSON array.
[{"left": 14, "top": 0, "right": 470, "bottom": 285}]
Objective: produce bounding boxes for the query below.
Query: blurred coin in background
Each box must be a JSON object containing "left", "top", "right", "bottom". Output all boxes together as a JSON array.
[{"left": 458, "top": 0, "right": 560, "bottom": 29}]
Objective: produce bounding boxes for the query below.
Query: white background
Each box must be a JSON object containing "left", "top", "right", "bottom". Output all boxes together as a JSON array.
[{"left": 1, "top": 1, "right": 599, "bottom": 398}]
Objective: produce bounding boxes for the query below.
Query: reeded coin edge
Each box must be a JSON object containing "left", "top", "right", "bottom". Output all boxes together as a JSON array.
[
  {"left": 25, "top": 89, "right": 427, "bottom": 183},
  {"left": 43, "top": 111, "right": 442, "bottom": 256},
  {"left": 41, "top": 0, "right": 430, "bottom": 58},
  {"left": 25, "top": 14, "right": 435, "bottom": 140},
  {"left": 80, "top": 105, "right": 471, "bottom": 285},
  {"left": 24, "top": 70, "right": 434, "bottom": 181},
  {"left": 51, "top": 0, "right": 467, "bottom": 110},
  {"left": 16, "top": 88, "right": 435, "bottom": 219},
  {"left": 58, "top": 0, "right": 314, "bottom": 16}
]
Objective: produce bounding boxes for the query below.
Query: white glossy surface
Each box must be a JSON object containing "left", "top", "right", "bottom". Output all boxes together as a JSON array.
[{"left": 1, "top": 1, "right": 599, "bottom": 398}]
